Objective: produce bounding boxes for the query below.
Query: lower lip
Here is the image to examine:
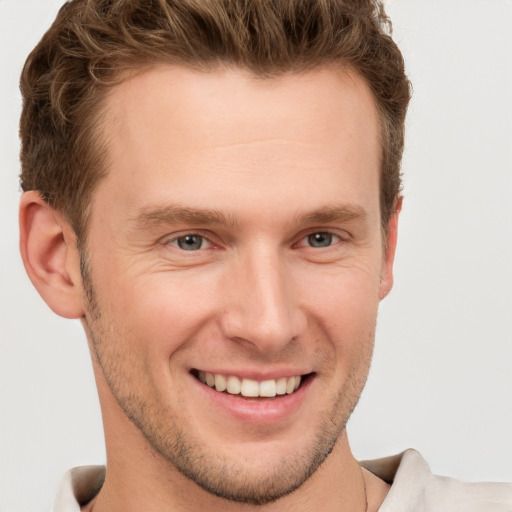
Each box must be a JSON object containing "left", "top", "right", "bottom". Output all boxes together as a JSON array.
[{"left": 194, "top": 375, "right": 313, "bottom": 425}]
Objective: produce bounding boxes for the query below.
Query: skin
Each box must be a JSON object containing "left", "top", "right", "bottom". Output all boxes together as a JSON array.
[{"left": 20, "top": 65, "right": 399, "bottom": 512}]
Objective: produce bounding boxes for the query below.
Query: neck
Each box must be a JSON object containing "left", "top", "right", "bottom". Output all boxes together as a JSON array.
[
  {"left": 93, "top": 420, "right": 371, "bottom": 512},
  {"left": 91, "top": 362, "right": 386, "bottom": 512}
]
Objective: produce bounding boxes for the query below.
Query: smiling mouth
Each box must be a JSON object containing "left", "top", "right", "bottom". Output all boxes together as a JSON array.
[{"left": 192, "top": 370, "right": 312, "bottom": 398}]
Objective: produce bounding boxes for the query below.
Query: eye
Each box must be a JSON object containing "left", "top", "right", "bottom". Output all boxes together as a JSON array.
[
  {"left": 305, "top": 232, "right": 340, "bottom": 248},
  {"left": 170, "top": 234, "right": 210, "bottom": 251}
]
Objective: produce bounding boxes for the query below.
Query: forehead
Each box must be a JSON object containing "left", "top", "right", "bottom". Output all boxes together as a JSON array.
[
  {"left": 94, "top": 64, "right": 380, "bottom": 226},
  {"left": 103, "top": 63, "right": 379, "bottom": 153}
]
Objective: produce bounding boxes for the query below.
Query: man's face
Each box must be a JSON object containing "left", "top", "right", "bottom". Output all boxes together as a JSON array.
[{"left": 81, "top": 65, "right": 395, "bottom": 503}]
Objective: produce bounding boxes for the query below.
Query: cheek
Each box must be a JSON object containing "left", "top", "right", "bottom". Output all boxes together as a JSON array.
[
  {"left": 297, "top": 262, "right": 381, "bottom": 353},
  {"left": 97, "top": 268, "right": 221, "bottom": 355},
  {"left": 299, "top": 258, "right": 381, "bottom": 313}
]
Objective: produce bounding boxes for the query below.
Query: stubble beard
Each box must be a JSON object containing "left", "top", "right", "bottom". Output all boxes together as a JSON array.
[{"left": 80, "top": 250, "right": 374, "bottom": 505}]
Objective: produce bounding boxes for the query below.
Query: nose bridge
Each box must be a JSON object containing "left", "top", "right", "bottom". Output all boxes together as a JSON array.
[{"left": 220, "top": 242, "right": 304, "bottom": 351}]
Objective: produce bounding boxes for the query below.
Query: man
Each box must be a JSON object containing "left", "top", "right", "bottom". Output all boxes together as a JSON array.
[{"left": 14, "top": 0, "right": 512, "bottom": 511}]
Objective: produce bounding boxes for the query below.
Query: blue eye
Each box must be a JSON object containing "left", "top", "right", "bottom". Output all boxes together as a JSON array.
[
  {"left": 307, "top": 232, "right": 336, "bottom": 248},
  {"left": 173, "top": 234, "right": 206, "bottom": 251}
]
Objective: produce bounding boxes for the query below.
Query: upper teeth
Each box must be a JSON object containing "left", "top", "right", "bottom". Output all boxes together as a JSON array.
[{"left": 198, "top": 372, "right": 301, "bottom": 397}]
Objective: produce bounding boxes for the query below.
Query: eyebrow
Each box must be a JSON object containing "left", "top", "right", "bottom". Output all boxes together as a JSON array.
[
  {"left": 134, "top": 204, "right": 238, "bottom": 229},
  {"left": 296, "top": 204, "right": 367, "bottom": 225},
  {"left": 133, "top": 203, "right": 367, "bottom": 230}
]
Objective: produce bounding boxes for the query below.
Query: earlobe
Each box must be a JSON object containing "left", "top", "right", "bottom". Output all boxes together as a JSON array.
[
  {"left": 19, "top": 191, "right": 84, "bottom": 319},
  {"left": 379, "top": 197, "right": 402, "bottom": 300}
]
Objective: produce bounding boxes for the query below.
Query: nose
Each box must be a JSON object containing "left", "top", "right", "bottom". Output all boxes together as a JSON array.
[{"left": 219, "top": 246, "right": 306, "bottom": 353}]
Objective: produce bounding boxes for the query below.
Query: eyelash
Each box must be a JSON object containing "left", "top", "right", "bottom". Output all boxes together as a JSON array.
[
  {"left": 167, "top": 233, "right": 213, "bottom": 251},
  {"left": 165, "top": 230, "right": 344, "bottom": 252},
  {"left": 296, "top": 232, "right": 342, "bottom": 249}
]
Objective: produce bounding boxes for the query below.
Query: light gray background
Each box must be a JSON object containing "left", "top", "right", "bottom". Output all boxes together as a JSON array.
[{"left": 1, "top": 1, "right": 511, "bottom": 511}]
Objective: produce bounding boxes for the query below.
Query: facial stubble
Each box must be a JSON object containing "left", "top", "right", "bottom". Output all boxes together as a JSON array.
[{"left": 80, "top": 249, "right": 374, "bottom": 505}]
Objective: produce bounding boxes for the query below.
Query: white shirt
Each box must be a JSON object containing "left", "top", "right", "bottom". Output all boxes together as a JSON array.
[
  {"left": 52, "top": 449, "right": 512, "bottom": 511},
  {"left": 361, "top": 449, "right": 512, "bottom": 512}
]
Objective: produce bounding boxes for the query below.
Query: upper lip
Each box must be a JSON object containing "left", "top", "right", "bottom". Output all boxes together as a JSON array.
[{"left": 190, "top": 368, "right": 312, "bottom": 381}]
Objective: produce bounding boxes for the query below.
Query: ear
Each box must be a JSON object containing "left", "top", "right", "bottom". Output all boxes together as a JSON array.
[
  {"left": 379, "top": 197, "right": 402, "bottom": 300},
  {"left": 19, "top": 191, "right": 84, "bottom": 318}
]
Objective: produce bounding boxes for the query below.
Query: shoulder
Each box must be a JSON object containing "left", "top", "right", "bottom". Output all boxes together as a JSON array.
[
  {"left": 361, "top": 449, "right": 512, "bottom": 512},
  {"left": 52, "top": 465, "right": 105, "bottom": 512},
  {"left": 425, "top": 475, "right": 512, "bottom": 511}
]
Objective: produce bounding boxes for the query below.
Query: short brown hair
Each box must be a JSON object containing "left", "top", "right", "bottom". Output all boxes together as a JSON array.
[{"left": 20, "top": 0, "right": 411, "bottom": 240}]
